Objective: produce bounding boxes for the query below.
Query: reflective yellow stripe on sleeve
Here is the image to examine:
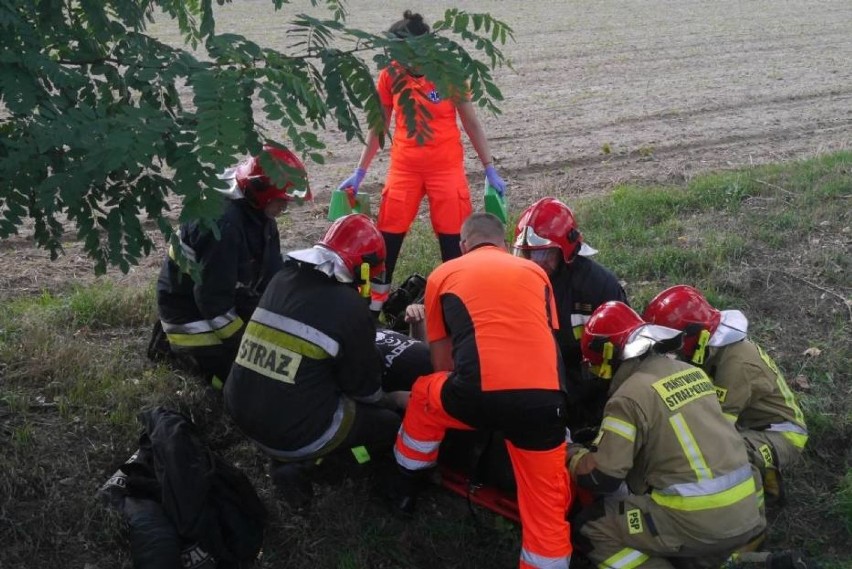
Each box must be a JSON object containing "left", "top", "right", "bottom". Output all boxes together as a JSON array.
[
  {"left": 166, "top": 330, "right": 221, "bottom": 347},
  {"left": 723, "top": 412, "right": 738, "bottom": 423},
  {"left": 215, "top": 314, "right": 244, "bottom": 340},
  {"left": 756, "top": 344, "right": 807, "bottom": 427},
  {"left": 781, "top": 431, "right": 808, "bottom": 449},
  {"left": 601, "top": 416, "right": 637, "bottom": 443}
]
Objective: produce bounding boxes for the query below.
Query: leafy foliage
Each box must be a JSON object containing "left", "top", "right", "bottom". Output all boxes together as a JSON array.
[{"left": 0, "top": 0, "right": 512, "bottom": 273}]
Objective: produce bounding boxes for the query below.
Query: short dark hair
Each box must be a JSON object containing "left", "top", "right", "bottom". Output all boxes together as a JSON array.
[
  {"left": 461, "top": 213, "right": 505, "bottom": 248},
  {"left": 388, "top": 10, "right": 430, "bottom": 38}
]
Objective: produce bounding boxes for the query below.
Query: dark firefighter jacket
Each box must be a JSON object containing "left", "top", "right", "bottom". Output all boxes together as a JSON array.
[
  {"left": 224, "top": 261, "right": 385, "bottom": 456},
  {"left": 551, "top": 255, "right": 626, "bottom": 432},
  {"left": 552, "top": 255, "right": 627, "bottom": 378},
  {"left": 156, "top": 198, "right": 283, "bottom": 350}
]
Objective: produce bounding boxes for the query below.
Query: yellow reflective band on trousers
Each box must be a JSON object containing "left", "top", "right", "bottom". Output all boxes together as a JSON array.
[
  {"left": 651, "top": 476, "right": 756, "bottom": 512},
  {"left": 520, "top": 548, "right": 569, "bottom": 569},
  {"left": 599, "top": 548, "right": 649, "bottom": 569},
  {"left": 245, "top": 321, "right": 330, "bottom": 360}
]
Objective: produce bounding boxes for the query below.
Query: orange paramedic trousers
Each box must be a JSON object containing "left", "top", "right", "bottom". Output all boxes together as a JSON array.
[{"left": 394, "top": 372, "right": 572, "bottom": 569}]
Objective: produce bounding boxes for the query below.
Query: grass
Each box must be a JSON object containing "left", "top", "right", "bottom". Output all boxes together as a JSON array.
[{"left": 1, "top": 152, "right": 850, "bottom": 568}]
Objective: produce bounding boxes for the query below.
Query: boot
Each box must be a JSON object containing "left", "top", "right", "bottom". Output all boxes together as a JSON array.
[
  {"left": 763, "top": 467, "right": 786, "bottom": 507},
  {"left": 766, "top": 550, "right": 810, "bottom": 569},
  {"left": 386, "top": 466, "right": 426, "bottom": 516},
  {"left": 269, "top": 460, "right": 314, "bottom": 509}
]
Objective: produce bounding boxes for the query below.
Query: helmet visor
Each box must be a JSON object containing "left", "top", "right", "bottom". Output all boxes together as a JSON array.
[
  {"left": 513, "top": 226, "right": 553, "bottom": 249},
  {"left": 512, "top": 248, "right": 554, "bottom": 264}
]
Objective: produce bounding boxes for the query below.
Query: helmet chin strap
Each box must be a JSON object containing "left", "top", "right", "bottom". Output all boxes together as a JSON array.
[
  {"left": 359, "top": 262, "right": 371, "bottom": 299},
  {"left": 590, "top": 341, "right": 615, "bottom": 380},
  {"left": 691, "top": 329, "right": 712, "bottom": 365}
]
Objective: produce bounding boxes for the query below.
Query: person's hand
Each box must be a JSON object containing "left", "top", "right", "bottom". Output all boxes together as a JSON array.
[
  {"left": 567, "top": 442, "right": 587, "bottom": 460},
  {"left": 337, "top": 167, "right": 367, "bottom": 194},
  {"left": 404, "top": 303, "right": 426, "bottom": 323},
  {"left": 567, "top": 443, "right": 590, "bottom": 474},
  {"left": 484, "top": 164, "right": 506, "bottom": 197}
]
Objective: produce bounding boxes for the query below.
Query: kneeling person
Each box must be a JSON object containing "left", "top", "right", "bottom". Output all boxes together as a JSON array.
[
  {"left": 224, "top": 214, "right": 403, "bottom": 502},
  {"left": 643, "top": 285, "right": 808, "bottom": 504},
  {"left": 569, "top": 302, "right": 765, "bottom": 569},
  {"left": 393, "top": 213, "right": 572, "bottom": 569}
]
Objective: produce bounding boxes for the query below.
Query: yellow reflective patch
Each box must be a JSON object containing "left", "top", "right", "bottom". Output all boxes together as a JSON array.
[
  {"left": 626, "top": 509, "right": 644, "bottom": 535},
  {"left": 652, "top": 368, "right": 716, "bottom": 411},
  {"left": 351, "top": 446, "right": 371, "bottom": 464},
  {"left": 759, "top": 444, "right": 774, "bottom": 467},
  {"left": 715, "top": 386, "right": 728, "bottom": 403},
  {"left": 573, "top": 325, "right": 584, "bottom": 341},
  {"left": 235, "top": 332, "right": 302, "bottom": 384},
  {"left": 246, "top": 321, "right": 329, "bottom": 360}
]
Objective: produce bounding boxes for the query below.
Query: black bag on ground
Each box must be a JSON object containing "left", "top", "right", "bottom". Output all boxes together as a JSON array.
[
  {"left": 98, "top": 407, "right": 266, "bottom": 568},
  {"left": 381, "top": 273, "right": 426, "bottom": 332}
]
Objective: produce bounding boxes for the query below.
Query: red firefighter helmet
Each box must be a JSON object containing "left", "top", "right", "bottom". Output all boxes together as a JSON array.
[
  {"left": 582, "top": 301, "right": 682, "bottom": 379},
  {"left": 642, "top": 285, "right": 721, "bottom": 364},
  {"left": 319, "top": 214, "right": 386, "bottom": 280},
  {"left": 513, "top": 197, "right": 585, "bottom": 263},
  {"left": 235, "top": 145, "right": 310, "bottom": 209}
]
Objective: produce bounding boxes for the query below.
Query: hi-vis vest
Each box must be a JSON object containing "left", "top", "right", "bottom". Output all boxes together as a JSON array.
[{"left": 592, "top": 355, "right": 763, "bottom": 537}]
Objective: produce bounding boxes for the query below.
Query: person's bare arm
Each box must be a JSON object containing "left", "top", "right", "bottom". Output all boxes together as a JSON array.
[
  {"left": 355, "top": 104, "right": 393, "bottom": 170},
  {"left": 457, "top": 101, "right": 493, "bottom": 167}
]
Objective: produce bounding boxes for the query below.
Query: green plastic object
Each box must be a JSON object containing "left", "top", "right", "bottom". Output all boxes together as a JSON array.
[
  {"left": 328, "top": 188, "right": 371, "bottom": 221},
  {"left": 483, "top": 180, "right": 507, "bottom": 223}
]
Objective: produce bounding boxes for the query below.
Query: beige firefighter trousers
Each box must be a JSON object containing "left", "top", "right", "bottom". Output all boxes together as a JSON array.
[{"left": 575, "top": 492, "right": 766, "bottom": 569}]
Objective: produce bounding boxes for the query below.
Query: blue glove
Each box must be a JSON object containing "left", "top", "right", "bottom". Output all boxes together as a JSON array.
[
  {"left": 484, "top": 164, "right": 506, "bottom": 197},
  {"left": 338, "top": 168, "right": 367, "bottom": 194}
]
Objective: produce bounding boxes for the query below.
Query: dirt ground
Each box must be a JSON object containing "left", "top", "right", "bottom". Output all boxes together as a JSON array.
[{"left": 2, "top": 0, "right": 851, "bottom": 292}]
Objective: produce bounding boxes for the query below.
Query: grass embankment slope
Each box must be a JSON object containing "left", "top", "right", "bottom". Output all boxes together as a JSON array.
[{"left": 1, "top": 152, "right": 850, "bottom": 568}]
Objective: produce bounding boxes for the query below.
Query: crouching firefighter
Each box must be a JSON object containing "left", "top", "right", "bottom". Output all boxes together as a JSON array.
[
  {"left": 643, "top": 285, "right": 808, "bottom": 505},
  {"left": 569, "top": 301, "right": 766, "bottom": 569},
  {"left": 155, "top": 145, "right": 310, "bottom": 387},
  {"left": 224, "top": 214, "right": 405, "bottom": 506},
  {"left": 392, "top": 213, "right": 572, "bottom": 569}
]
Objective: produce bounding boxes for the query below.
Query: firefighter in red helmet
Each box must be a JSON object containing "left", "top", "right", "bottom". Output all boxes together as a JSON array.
[
  {"left": 513, "top": 197, "right": 627, "bottom": 434},
  {"left": 224, "top": 214, "right": 407, "bottom": 506},
  {"left": 569, "top": 302, "right": 765, "bottom": 569},
  {"left": 643, "top": 285, "right": 808, "bottom": 504},
  {"left": 154, "top": 145, "right": 310, "bottom": 387}
]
